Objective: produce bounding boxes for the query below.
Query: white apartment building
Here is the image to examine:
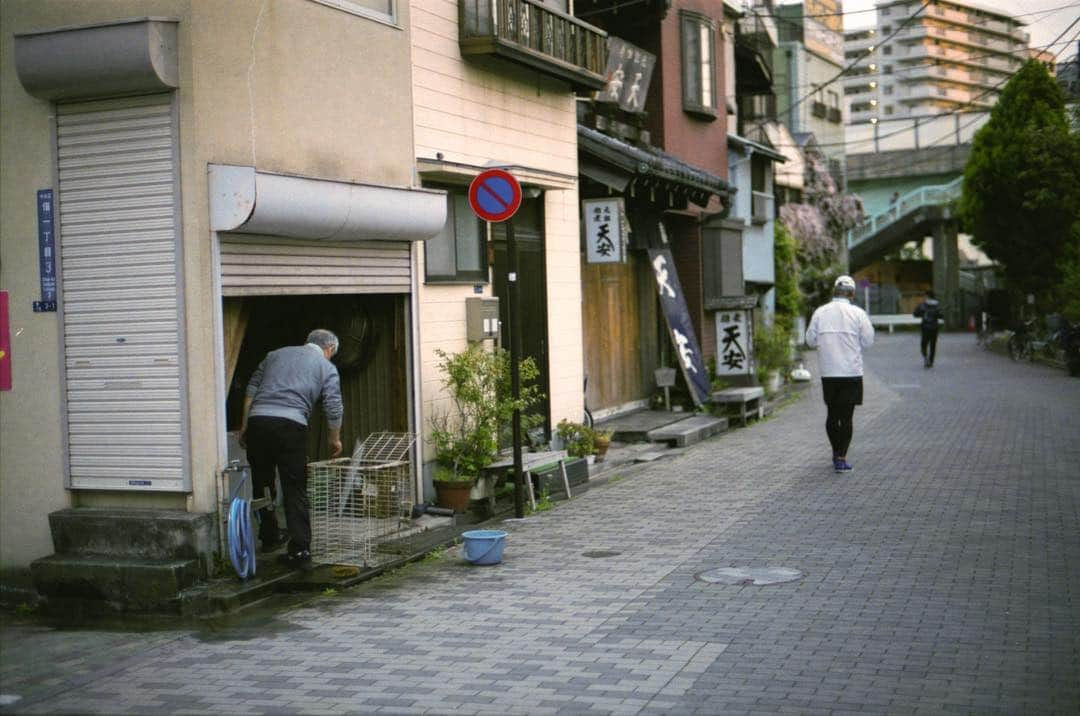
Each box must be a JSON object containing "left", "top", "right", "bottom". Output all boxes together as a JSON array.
[
  {"left": 844, "top": 0, "right": 1029, "bottom": 125},
  {"left": 773, "top": 1, "right": 847, "bottom": 174}
]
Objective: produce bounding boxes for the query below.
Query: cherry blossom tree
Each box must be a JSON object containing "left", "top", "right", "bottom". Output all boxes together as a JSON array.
[{"left": 778, "top": 156, "right": 865, "bottom": 312}]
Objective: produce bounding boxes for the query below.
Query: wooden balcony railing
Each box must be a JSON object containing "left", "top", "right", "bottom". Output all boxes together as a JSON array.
[{"left": 460, "top": 0, "right": 608, "bottom": 91}]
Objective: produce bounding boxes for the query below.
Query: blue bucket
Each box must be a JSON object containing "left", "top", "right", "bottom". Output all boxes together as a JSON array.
[{"left": 461, "top": 530, "right": 507, "bottom": 565}]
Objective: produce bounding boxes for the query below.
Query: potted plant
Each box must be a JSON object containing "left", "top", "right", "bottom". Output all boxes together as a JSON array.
[
  {"left": 753, "top": 321, "right": 793, "bottom": 396},
  {"left": 555, "top": 420, "right": 596, "bottom": 461},
  {"left": 429, "top": 344, "right": 541, "bottom": 512},
  {"left": 593, "top": 429, "right": 613, "bottom": 462}
]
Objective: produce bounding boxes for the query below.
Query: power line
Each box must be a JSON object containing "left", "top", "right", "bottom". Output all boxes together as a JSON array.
[
  {"left": 748, "top": 29, "right": 1079, "bottom": 153},
  {"left": 758, "top": 13, "right": 1080, "bottom": 173},
  {"left": 782, "top": 1, "right": 933, "bottom": 119}
]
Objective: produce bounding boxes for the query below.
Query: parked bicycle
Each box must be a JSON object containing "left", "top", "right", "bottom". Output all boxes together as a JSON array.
[{"left": 1008, "top": 319, "right": 1036, "bottom": 362}]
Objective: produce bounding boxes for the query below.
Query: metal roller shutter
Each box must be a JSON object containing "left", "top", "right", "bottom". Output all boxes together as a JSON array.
[
  {"left": 219, "top": 235, "right": 412, "bottom": 295},
  {"left": 56, "top": 94, "right": 188, "bottom": 491}
]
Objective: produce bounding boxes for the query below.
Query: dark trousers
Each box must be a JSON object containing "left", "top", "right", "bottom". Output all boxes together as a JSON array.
[
  {"left": 245, "top": 416, "right": 311, "bottom": 553},
  {"left": 822, "top": 377, "right": 863, "bottom": 458},
  {"left": 920, "top": 329, "right": 938, "bottom": 365}
]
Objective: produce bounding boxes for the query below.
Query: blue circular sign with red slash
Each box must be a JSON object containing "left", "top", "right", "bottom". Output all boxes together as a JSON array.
[{"left": 468, "top": 168, "right": 522, "bottom": 223}]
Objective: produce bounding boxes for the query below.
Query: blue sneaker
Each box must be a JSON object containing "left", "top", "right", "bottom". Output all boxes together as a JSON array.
[{"left": 834, "top": 459, "right": 853, "bottom": 473}]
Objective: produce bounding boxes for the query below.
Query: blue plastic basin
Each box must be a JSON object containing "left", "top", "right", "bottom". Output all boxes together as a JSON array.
[{"left": 461, "top": 529, "right": 507, "bottom": 565}]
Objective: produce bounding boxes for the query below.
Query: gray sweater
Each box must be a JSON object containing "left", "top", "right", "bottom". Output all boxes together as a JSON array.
[{"left": 246, "top": 344, "right": 343, "bottom": 429}]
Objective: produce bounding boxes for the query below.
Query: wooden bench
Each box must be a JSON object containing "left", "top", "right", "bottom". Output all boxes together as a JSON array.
[
  {"left": 711, "top": 386, "right": 765, "bottom": 427},
  {"left": 483, "top": 450, "right": 571, "bottom": 511}
]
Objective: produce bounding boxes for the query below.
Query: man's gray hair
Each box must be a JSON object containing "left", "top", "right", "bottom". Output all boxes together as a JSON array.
[{"left": 306, "top": 329, "right": 339, "bottom": 356}]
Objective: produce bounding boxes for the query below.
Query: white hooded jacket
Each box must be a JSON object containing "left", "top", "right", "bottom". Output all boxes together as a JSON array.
[{"left": 805, "top": 297, "right": 875, "bottom": 377}]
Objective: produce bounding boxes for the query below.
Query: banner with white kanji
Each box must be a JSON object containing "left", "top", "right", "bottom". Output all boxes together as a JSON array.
[
  {"left": 648, "top": 248, "right": 711, "bottom": 406},
  {"left": 714, "top": 310, "right": 753, "bottom": 377}
]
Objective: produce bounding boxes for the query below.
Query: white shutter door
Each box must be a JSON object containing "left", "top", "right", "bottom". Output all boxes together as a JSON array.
[
  {"left": 219, "top": 235, "right": 412, "bottom": 295},
  {"left": 56, "top": 94, "right": 188, "bottom": 491}
]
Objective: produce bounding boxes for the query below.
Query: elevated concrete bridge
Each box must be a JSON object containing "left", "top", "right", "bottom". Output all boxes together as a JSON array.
[{"left": 845, "top": 143, "right": 971, "bottom": 329}]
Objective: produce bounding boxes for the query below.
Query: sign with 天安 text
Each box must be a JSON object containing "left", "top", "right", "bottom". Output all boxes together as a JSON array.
[
  {"left": 583, "top": 198, "right": 624, "bottom": 264},
  {"left": 715, "top": 310, "right": 753, "bottom": 377},
  {"left": 648, "top": 248, "right": 710, "bottom": 406},
  {"left": 598, "top": 37, "right": 656, "bottom": 113}
]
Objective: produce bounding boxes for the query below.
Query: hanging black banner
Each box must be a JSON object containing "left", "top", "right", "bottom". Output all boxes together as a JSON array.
[{"left": 648, "top": 248, "right": 711, "bottom": 406}]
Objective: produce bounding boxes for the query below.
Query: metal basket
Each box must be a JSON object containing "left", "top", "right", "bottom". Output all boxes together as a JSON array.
[{"left": 308, "top": 432, "right": 416, "bottom": 567}]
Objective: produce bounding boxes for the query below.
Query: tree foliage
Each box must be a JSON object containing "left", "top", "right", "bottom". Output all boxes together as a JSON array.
[
  {"left": 772, "top": 221, "right": 804, "bottom": 332},
  {"left": 959, "top": 59, "right": 1080, "bottom": 302}
]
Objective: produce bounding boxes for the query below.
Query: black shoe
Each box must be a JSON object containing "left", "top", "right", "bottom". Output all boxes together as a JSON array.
[{"left": 277, "top": 550, "right": 314, "bottom": 572}]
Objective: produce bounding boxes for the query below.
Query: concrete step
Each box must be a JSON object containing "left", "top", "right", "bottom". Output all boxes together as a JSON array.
[
  {"left": 646, "top": 415, "right": 728, "bottom": 447},
  {"left": 602, "top": 410, "right": 694, "bottom": 443},
  {"left": 31, "top": 554, "right": 202, "bottom": 613}
]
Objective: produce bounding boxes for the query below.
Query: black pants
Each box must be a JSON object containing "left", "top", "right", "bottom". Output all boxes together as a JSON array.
[
  {"left": 821, "top": 377, "right": 863, "bottom": 458},
  {"left": 245, "top": 416, "right": 311, "bottom": 553},
  {"left": 920, "top": 328, "right": 938, "bottom": 365}
]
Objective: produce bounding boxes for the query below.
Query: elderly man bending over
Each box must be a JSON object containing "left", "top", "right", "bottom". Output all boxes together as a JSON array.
[{"left": 241, "top": 328, "right": 343, "bottom": 570}]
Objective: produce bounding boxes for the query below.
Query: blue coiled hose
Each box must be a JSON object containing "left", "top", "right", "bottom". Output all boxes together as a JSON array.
[{"left": 227, "top": 468, "right": 256, "bottom": 580}]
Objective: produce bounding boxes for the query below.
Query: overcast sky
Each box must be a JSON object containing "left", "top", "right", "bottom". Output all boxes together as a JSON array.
[{"left": 792, "top": 0, "right": 1080, "bottom": 57}]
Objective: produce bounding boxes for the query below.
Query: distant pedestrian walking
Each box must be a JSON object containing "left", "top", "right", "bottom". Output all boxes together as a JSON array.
[
  {"left": 240, "top": 329, "right": 344, "bottom": 571},
  {"left": 805, "top": 275, "right": 875, "bottom": 473},
  {"left": 913, "top": 290, "right": 941, "bottom": 367}
]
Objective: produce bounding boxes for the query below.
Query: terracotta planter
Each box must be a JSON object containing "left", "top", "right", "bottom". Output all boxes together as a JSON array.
[
  {"left": 594, "top": 437, "right": 611, "bottom": 463},
  {"left": 434, "top": 479, "right": 475, "bottom": 513}
]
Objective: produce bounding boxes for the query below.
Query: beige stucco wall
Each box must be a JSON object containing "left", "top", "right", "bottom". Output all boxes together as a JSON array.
[
  {"left": 0, "top": 0, "right": 416, "bottom": 568},
  {"left": 410, "top": 0, "right": 584, "bottom": 466}
]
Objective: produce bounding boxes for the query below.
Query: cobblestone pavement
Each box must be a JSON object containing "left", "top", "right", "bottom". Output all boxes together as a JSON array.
[{"left": 2, "top": 333, "right": 1078, "bottom": 715}]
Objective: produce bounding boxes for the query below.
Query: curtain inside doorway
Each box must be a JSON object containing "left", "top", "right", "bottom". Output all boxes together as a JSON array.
[{"left": 222, "top": 298, "right": 250, "bottom": 391}]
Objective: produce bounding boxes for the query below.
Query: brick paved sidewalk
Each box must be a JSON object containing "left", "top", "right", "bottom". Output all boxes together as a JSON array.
[{"left": 2, "top": 333, "right": 1078, "bottom": 715}]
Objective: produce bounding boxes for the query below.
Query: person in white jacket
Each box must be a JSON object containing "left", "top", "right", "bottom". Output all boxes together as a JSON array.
[{"left": 805, "top": 275, "right": 875, "bottom": 473}]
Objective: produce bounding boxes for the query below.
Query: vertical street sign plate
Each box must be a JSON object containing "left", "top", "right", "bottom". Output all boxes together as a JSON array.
[
  {"left": 469, "top": 169, "right": 522, "bottom": 223},
  {"left": 35, "top": 189, "right": 57, "bottom": 312}
]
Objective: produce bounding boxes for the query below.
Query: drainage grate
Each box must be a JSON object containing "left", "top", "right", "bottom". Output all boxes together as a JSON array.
[
  {"left": 696, "top": 567, "right": 804, "bottom": 586},
  {"left": 582, "top": 550, "right": 622, "bottom": 558}
]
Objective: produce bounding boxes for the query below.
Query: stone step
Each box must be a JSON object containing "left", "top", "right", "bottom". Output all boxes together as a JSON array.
[
  {"left": 646, "top": 415, "right": 728, "bottom": 447},
  {"left": 47, "top": 508, "right": 214, "bottom": 566},
  {"left": 603, "top": 410, "right": 693, "bottom": 443},
  {"left": 31, "top": 554, "right": 203, "bottom": 613}
]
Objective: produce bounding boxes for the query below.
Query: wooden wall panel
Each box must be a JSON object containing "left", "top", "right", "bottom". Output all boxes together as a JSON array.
[{"left": 582, "top": 258, "right": 649, "bottom": 411}]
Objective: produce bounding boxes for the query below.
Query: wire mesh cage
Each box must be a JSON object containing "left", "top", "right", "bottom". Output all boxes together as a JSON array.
[{"left": 308, "top": 432, "right": 416, "bottom": 567}]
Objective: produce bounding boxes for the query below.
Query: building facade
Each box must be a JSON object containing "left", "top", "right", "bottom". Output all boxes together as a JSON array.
[
  {"left": 772, "top": 1, "right": 846, "bottom": 173},
  {"left": 410, "top": 0, "right": 602, "bottom": 480},
  {"left": 0, "top": 0, "right": 473, "bottom": 603},
  {"left": 844, "top": 0, "right": 1029, "bottom": 125}
]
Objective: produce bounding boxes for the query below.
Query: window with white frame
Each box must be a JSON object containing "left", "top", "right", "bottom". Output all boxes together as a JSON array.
[
  {"left": 681, "top": 11, "right": 717, "bottom": 117},
  {"left": 424, "top": 189, "right": 487, "bottom": 283},
  {"left": 310, "top": 0, "right": 395, "bottom": 24}
]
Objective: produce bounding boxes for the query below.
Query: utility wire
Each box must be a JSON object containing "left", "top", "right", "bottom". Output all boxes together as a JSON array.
[
  {"left": 742, "top": 30, "right": 1078, "bottom": 154},
  {"left": 781, "top": 1, "right": 933, "bottom": 118},
  {"left": 730, "top": 34, "right": 1074, "bottom": 99}
]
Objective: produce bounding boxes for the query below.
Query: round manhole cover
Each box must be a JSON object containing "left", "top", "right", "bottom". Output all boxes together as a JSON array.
[
  {"left": 582, "top": 550, "right": 622, "bottom": 558},
  {"left": 696, "top": 567, "right": 804, "bottom": 586}
]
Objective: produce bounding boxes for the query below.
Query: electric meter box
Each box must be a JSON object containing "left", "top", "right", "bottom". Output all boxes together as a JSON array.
[{"left": 466, "top": 297, "right": 500, "bottom": 342}]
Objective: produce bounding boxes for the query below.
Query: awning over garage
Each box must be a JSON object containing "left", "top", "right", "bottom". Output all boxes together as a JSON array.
[{"left": 209, "top": 165, "right": 447, "bottom": 242}]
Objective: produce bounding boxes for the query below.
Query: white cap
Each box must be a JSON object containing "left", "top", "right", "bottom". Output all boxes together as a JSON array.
[{"left": 834, "top": 275, "right": 856, "bottom": 292}]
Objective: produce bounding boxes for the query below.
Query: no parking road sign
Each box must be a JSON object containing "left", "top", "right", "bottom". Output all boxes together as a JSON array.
[{"left": 469, "top": 168, "right": 522, "bottom": 223}]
